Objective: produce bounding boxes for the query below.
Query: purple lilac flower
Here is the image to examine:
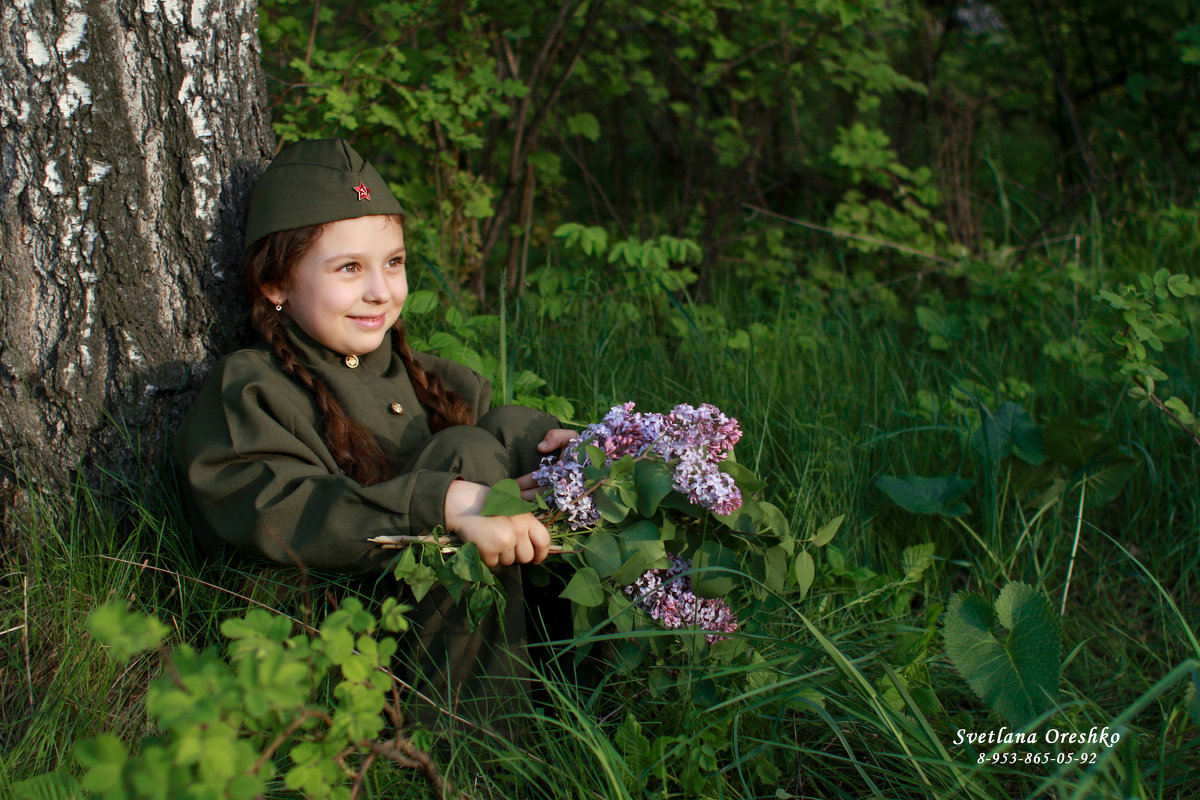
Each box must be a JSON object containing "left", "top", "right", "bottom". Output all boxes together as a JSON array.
[
  {"left": 531, "top": 402, "right": 744, "bottom": 528},
  {"left": 624, "top": 555, "right": 739, "bottom": 644}
]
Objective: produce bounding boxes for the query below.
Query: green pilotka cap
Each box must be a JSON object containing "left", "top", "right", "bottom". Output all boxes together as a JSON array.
[{"left": 243, "top": 138, "right": 405, "bottom": 251}]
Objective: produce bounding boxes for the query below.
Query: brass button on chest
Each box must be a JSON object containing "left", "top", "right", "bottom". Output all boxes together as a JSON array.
[
  {"left": 390, "top": 403, "right": 404, "bottom": 415},
  {"left": 344, "top": 354, "right": 360, "bottom": 369}
]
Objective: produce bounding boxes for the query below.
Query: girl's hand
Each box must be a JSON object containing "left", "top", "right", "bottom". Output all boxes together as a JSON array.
[
  {"left": 444, "top": 479, "right": 550, "bottom": 567},
  {"left": 516, "top": 428, "right": 577, "bottom": 500}
]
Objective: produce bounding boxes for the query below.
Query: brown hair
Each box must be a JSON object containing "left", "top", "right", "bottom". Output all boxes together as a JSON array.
[{"left": 242, "top": 215, "right": 474, "bottom": 485}]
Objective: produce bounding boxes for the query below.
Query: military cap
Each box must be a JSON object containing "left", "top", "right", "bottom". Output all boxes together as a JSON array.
[{"left": 243, "top": 138, "right": 404, "bottom": 251}]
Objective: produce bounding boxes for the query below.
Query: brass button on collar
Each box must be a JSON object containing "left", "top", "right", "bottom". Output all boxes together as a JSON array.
[
  {"left": 390, "top": 403, "right": 404, "bottom": 415},
  {"left": 344, "top": 354, "right": 360, "bottom": 369}
]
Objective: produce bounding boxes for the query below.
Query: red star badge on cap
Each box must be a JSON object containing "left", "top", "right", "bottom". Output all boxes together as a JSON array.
[{"left": 353, "top": 182, "right": 372, "bottom": 201}]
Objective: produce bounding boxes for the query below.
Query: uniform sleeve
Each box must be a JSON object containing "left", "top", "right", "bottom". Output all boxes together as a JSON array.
[{"left": 173, "top": 352, "right": 458, "bottom": 574}]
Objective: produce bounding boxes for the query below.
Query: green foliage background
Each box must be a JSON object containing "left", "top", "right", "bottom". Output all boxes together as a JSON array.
[{"left": 4, "top": 1, "right": 1200, "bottom": 798}]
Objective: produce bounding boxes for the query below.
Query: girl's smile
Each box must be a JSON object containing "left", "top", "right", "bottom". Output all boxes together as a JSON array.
[{"left": 265, "top": 215, "right": 408, "bottom": 356}]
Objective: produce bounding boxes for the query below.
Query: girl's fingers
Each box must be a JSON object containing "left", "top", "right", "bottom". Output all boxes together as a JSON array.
[
  {"left": 529, "top": 518, "right": 551, "bottom": 563},
  {"left": 537, "top": 428, "right": 578, "bottom": 453},
  {"left": 516, "top": 537, "right": 534, "bottom": 564},
  {"left": 516, "top": 472, "right": 544, "bottom": 502}
]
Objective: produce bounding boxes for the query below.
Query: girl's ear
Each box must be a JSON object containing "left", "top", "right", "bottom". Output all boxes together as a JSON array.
[{"left": 262, "top": 284, "right": 286, "bottom": 307}]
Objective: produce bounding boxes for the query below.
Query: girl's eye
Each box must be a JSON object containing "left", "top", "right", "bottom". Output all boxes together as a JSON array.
[
  {"left": 388, "top": 258, "right": 405, "bottom": 269},
  {"left": 338, "top": 262, "right": 360, "bottom": 273}
]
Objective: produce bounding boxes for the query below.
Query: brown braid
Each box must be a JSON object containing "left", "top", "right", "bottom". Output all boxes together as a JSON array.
[
  {"left": 243, "top": 224, "right": 392, "bottom": 485},
  {"left": 391, "top": 321, "right": 475, "bottom": 431}
]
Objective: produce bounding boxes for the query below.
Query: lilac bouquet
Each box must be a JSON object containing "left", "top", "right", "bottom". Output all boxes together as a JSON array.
[
  {"left": 527, "top": 402, "right": 775, "bottom": 649},
  {"left": 386, "top": 400, "right": 790, "bottom": 649},
  {"left": 533, "top": 402, "right": 744, "bottom": 527}
]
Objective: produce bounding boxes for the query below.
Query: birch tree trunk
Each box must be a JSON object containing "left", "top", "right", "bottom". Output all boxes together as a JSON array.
[{"left": 0, "top": 0, "right": 273, "bottom": 510}]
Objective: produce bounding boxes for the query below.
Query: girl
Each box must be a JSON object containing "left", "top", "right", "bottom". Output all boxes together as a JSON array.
[{"left": 174, "top": 138, "right": 575, "bottom": 725}]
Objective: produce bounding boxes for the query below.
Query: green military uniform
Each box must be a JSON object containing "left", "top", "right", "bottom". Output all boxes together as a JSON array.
[{"left": 175, "top": 316, "right": 559, "bottom": 730}]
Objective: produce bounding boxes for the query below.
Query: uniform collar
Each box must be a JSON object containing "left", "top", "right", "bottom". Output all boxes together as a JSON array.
[{"left": 278, "top": 315, "right": 394, "bottom": 375}]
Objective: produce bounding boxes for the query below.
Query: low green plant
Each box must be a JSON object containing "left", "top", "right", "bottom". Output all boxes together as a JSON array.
[
  {"left": 1085, "top": 269, "right": 1200, "bottom": 447},
  {"left": 32, "top": 599, "right": 453, "bottom": 800},
  {"left": 874, "top": 401, "right": 1137, "bottom": 585}
]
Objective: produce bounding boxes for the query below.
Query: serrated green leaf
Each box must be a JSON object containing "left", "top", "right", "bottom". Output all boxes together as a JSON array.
[
  {"left": 901, "top": 542, "right": 936, "bottom": 582},
  {"left": 1185, "top": 673, "right": 1200, "bottom": 725},
  {"left": 615, "top": 713, "right": 652, "bottom": 783},
  {"left": 1081, "top": 452, "right": 1137, "bottom": 508},
  {"left": 874, "top": 475, "right": 972, "bottom": 516},
  {"left": 86, "top": 604, "right": 168, "bottom": 662},
  {"left": 402, "top": 289, "right": 439, "bottom": 316},
  {"left": 480, "top": 479, "right": 537, "bottom": 516},
  {"left": 76, "top": 735, "right": 129, "bottom": 794},
  {"left": 379, "top": 597, "right": 410, "bottom": 633},
  {"left": 11, "top": 772, "right": 84, "bottom": 800},
  {"left": 943, "top": 582, "right": 1060, "bottom": 726},
  {"left": 560, "top": 567, "right": 605, "bottom": 607},
  {"left": 566, "top": 112, "right": 601, "bottom": 141}
]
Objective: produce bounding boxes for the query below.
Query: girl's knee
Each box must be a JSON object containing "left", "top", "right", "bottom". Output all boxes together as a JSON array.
[
  {"left": 412, "top": 424, "right": 511, "bottom": 485},
  {"left": 477, "top": 405, "right": 558, "bottom": 442},
  {"left": 477, "top": 405, "right": 560, "bottom": 475}
]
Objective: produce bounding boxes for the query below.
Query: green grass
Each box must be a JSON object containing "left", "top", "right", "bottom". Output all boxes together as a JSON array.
[{"left": 3, "top": 215, "right": 1199, "bottom": 798}]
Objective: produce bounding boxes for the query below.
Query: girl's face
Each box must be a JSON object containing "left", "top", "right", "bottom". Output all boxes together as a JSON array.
[{"left": 265, "top": 215, "right": 408, "bottom": 356}]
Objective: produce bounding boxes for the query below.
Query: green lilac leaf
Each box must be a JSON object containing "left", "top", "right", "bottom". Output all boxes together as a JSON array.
[
  {"left": 692, "top": 540, "right": 738, "bottom": 598},
  {"left": 718, "top": 459, "right": 766, "bottom": 494},
  {"left": 811, "top": 514, "right": 844, "bottom": 547},
  {"left": 560, "top": 567, "right": 605, "bottom": 607},
  {"left": 480, "top": 478, "right": 536, "bottom": 516},
  {"left": 794, "top": 550, "right": 816, "bottom": 598},
  {"left": 582, "top": 531, "right": 622, "bottom": 577},
  {"left": 594, "top": 485, "right": 631, "bottom": 523},
  {"left": 634, "top": 459, "right": 675, "bottom": 516}
]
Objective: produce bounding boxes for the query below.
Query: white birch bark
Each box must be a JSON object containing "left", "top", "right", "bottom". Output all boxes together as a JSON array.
[{"left": 0, "top": 0, "right": 273, "bottom": 499}]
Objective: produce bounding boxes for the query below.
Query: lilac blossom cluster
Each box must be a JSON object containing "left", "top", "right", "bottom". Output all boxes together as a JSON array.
[
  {"left": 532, "top": 402, "right": 743, "bottom": 528},
  {"left": 624, "top": 555, "right": 739, "bottom": 644}
]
